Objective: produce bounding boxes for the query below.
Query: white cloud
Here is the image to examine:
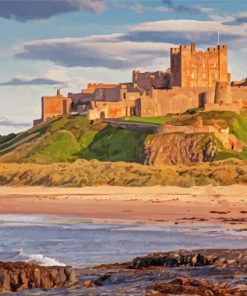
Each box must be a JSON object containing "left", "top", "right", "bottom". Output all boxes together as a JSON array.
[
  {"left": 14, "top": 34, "right": 174, "bottom": 70},
  {"left": 128, "top": 19, "right": 247, "bottom": 47},
  {"left": 130, "top": 19, "right": 247, "bottom": 35}
]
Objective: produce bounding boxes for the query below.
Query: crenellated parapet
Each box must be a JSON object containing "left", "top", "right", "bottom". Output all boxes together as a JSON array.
[{"left": 170, "top": 43, "right": 230, "bottom": 88}]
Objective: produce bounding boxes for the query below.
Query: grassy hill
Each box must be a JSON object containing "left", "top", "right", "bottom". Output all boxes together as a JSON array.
[
  {"left": 1, "top": 111, "right": 247, "bottom": 164},
  {"left": 0, "top": 115, "right": 153, "bottom": 164}
]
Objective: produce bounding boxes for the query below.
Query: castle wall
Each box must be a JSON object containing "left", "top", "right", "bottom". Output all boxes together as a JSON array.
[
  {"left": 33, "top": 119, "right": 42, "bottom": 126},
  {"left": 137, "top": 97, "right": 156, "bottom": 117},
  {"left": 94, "top": 86, "right": 120, "bottom": 101},
  {"left": 231, "top": 86, "right": 247, "bottom": 108},
  {"left": 150, "top": 87, "right": 214, "bottom": 115},
  {"left": 83, "top": 83, "right": 117, "bottom": 94},
  {"left": 232, "top": 79, "right": 247, "bottom": 87},
  {"left": 88, "top": 100, "right": 136, "bottom": 120},
  {"left": 215, "top": 81, "right": 232, "bottom": 104},
  {"left": 204, "top": 103, "right": 241, "bottom": 113},
  {"left": 42, "top": 91, "right": 71, "bottom": 122},
  {"left": 171, "top": 44, "right": 229, "bottom": 88},
  {"left": 42, "top": 97, "right": 64, "bottom": 122},
  {"left": 132, "top": 70, "right": 170, "bottom": 92}
]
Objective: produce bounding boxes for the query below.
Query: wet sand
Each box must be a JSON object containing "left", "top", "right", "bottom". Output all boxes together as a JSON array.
[{"left": 0, "top": 185, "right": 247, "bottom": 228}]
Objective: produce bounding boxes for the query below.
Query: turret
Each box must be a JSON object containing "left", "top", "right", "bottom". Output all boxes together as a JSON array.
[{"left": 214, "top": 81, "right": 232, "bottom": 104}]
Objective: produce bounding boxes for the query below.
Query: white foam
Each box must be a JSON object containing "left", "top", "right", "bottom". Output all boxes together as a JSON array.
[{"left": 19, "top": 250, "right": 65, "bottom": 266}]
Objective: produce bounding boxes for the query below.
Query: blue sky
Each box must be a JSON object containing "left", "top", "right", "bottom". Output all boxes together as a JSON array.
[{"left": 0, "top": 0, "right": 247, "bottom": 134}]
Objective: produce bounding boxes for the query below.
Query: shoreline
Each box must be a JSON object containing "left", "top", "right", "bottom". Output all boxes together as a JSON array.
[{"left": 0, "top": 185, "right": 247, "bottom": 229}]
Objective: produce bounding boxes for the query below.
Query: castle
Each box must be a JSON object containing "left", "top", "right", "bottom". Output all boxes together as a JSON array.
[{"left": 34, "top": 43, "right": 247, "bottom": 125}]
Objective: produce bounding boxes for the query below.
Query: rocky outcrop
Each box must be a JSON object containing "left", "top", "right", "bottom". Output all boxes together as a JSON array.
[
  {"left": 144, "top": 133, "right": 217, "bottom": 165},
  {"left": 0, "top": 262, "right": 77, "bottom": 293},
  {"left": 129, "top": 251, "right": 217, "bottom": 269},
  {"left": 146, "top": 277, "right": 239, "bottom": 296}
]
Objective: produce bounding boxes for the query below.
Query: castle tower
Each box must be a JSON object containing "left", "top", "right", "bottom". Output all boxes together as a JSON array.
[
  {"left": 170, "top": 43, "right": 230, "bottom": 88},
  {"left": 214, "top": 81, "right": 232, "bottom": 104}
]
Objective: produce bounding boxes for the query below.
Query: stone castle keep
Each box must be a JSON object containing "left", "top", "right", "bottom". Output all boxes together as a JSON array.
[
  {"left": 171, "top": 43, "right": 230, "bottom": 87},
  {"left": 34, "top": 43, "right": 247, "bottom": 125}
]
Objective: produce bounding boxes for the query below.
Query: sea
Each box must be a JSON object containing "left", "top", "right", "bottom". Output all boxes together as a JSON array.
[
  {"left": 0, "top": 214, "right": 247, "bottom": 295},
  {"left": 0, "top": 214, "right": 246, "bottom": 268}
]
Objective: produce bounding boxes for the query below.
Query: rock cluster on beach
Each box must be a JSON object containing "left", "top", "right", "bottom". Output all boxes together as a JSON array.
[
  {"left": 146, "top": 277, "right": 241, "bottom": 296},
  {"left": 1, "top": 249, "right": 247, "bottom": 295},
  {"left": 75, "top": 249, "right": 247, "bottom": 296},
  {"left": 130, "top": 251, "right": 218, "bottom": 269},
  {"left": 0, "top": 262, "right": 77, "bottom": 293}
]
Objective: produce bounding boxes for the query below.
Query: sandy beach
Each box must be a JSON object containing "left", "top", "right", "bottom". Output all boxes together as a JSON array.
[{"left": 0, "top": 185, "right": 247, "bottom": 227}]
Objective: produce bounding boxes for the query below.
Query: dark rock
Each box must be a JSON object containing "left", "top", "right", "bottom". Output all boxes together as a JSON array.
[
  {"left": 130, "top": 251, "right": 217, "bottom": 269},
  {"left": 146, "top": 276, "right": 240, "bottom": 295},
  {"left": 95, "top": 272, "right": 112, "bottom": 286},
  {"left": 164, "top": 257, "right": 179, "bottom": 267}
]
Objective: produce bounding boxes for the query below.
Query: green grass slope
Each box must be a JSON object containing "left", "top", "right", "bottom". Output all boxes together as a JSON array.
[
  {"left": 1, "top": 111, "right": 247, "bottom": 164},
  {"left": 80, "top": 125, "right": 152, "bottom": 163},
  {"left": 0, "top": 115, "right": 104, "bottom": 163},
  {"left": 0, "top": 115, "right": 153, "bottom": 164},
  {"left": 120, "top": 115, "right": 174, "bottom": 126}
]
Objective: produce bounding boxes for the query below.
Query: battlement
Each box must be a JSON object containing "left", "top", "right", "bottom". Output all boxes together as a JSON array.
[
  {"left": 82, "top": 83, "right": 117, "bottom": 94},
  {"left": 171, "top": 47, "right": 180, "bottom": 53},
  {"left": 132, "top": 70, "right": 171, "bottom": 90},
  {"left": 171, "top": 43, "right": 227, "bottom": 55},
  {"left": 171, "top": 43, "right": 229, "bottom": 88},
  {"left": 87, "top": 83, "right": 117, "bottom": 89}
]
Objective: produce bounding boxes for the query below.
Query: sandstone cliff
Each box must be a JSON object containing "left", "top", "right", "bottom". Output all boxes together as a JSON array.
[{"left": 144, "top": 133, "right": 218, "bottom": 165}]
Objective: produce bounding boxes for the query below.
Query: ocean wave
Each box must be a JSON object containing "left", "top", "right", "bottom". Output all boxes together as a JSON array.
[{"left": 18, "top": 250, "right": 66, "bottom": 267}]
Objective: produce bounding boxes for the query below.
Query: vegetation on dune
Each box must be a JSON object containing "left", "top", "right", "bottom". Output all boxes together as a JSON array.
[{"left": 0, "top": 158, "right": 246, "bottom": 187}]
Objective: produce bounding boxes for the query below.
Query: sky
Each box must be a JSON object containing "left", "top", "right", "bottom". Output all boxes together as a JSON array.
[{"left": 0, "top": 0, "right": 247, "bottom": 135}]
